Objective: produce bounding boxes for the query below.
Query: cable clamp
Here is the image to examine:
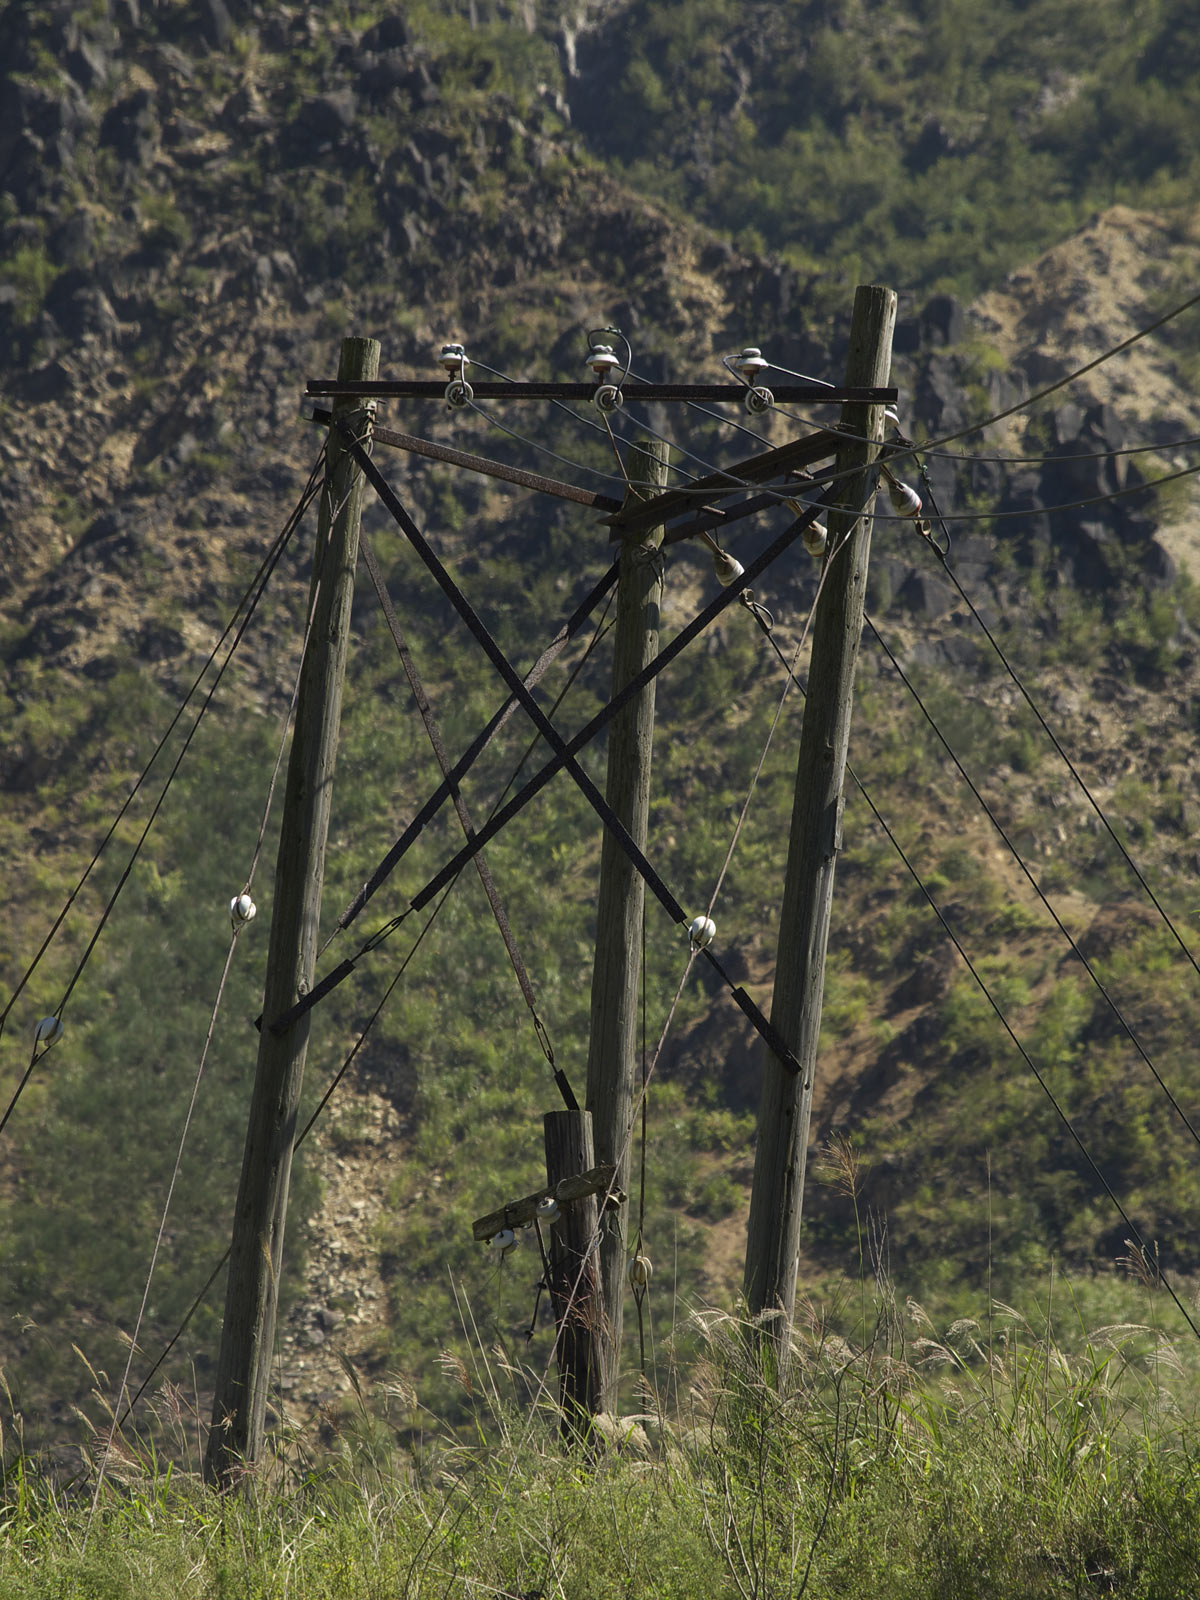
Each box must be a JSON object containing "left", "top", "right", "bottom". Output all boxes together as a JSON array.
[
  {"left": 740, "top": 590, "right": 774, "bottom": 631},
  {"left": 360, "top": 910, "right": 410, "bottom": 953}
]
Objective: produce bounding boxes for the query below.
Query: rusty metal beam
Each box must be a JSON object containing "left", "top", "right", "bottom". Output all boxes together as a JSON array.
[{"left": 308, "top": 406, "right": 623, "bottom": 514}]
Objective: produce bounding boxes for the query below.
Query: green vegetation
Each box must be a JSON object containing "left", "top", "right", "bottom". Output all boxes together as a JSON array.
[{"left": 4, "top": 1271, "right": 1199, "bottom": 1598}]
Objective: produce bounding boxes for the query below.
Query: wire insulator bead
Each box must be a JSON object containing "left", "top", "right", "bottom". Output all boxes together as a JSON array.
[
  {"left": 745, "top": 385, "right": 774, "bottom": 415},
  {"left": 689, "top": 915, "right": 716, "bottom": 950},
  {"left": 627, "top": 1253, "right": 652, "bottom": 1289},
  {"left": 35, "top": 1015, "right": 64, "bottom": 1046},
  {"left": 536, "top": 1195, "right": 561, "bottom": 1226},
  {"left": 491, "top": 1227, "right": 518, "bottom": 1255},
  {"left": 230, "top": 893, "right": 257, "bottom": 928}
]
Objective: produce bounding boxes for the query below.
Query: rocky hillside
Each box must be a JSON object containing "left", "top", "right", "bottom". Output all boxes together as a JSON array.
[{"left": 3, "top": 0, "right": 1200, "bottom": 1462}]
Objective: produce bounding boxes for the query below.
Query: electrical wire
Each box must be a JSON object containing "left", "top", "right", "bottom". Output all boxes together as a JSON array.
[
  {"left": 86, "top": 537, "right": 325, "bottom": 1516},
  {"left": 0, "top": 447, "right": 326, "bottom": 1052},
  {"left": 461, "top": 394, "right": 630, "bottom": 486},
  {"left": 910, "top": 460, "right": 1200, "bottom": 996},
  {"left": 750, "top": 609, "right": 1200, "bottom": 1345},
  {"left": 867, "top": 456, "right": 1200, "bottom": 523},
  {"left": 864, "top": 612, "right": 1200, "bottom": 1153},
  {"left": 0, "top": 453, "right": 325, "bottom": 1141},
  {"left": 773, "top": 283, "right": 1200, "bottom": 464}
]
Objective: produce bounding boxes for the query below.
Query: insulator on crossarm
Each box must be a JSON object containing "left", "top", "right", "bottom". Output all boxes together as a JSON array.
[
  {"left": 729, "top": 347, "right": 770, "bottom": 382},
  {"left": 438, "top": 342, "right": 469, "bottom": 375},
  {"left": 536, "top": 1195, "right": 561, "bottom": 1226},
  {"left": 585, "top": 342, "right": 623, "bottom": 380},
  {"left": 492, "top": 1227, "right": 518, "bottom": 1255}
]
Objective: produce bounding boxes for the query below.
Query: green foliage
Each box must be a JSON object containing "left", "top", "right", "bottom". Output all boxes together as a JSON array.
[
  {"left": 3, "top": 1270, "right": 1200, "bottom": 1599},
  {"left": 569, "top": 0, "right": 1200, "bottom": 299}
]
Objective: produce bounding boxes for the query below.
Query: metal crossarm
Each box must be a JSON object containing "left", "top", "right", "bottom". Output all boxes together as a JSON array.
[{"left": 306, "top": 378, "right": 898, "bottom": 405}]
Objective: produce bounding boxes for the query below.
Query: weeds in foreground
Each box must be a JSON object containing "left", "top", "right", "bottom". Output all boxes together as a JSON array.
[{"left": 3, "top": 1262, "right": 1199, "bottom": 1599}]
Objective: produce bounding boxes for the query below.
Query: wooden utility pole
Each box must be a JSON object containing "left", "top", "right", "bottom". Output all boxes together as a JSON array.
[
  {"left": 205, "top": 335, "right": 380, "bottom": 1488},
  {"left": 543, "top": 1109, "right": 604, "bottom": 1434},
  {"left": 585, "top": 437, "right": 669, "bottom": 1415},
  {"left": 743, "top": 285, "right": 897, "bottom": 1358}
]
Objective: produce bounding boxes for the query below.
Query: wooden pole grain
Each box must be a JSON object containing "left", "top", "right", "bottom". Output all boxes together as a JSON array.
[
  {"left": 584, "top": 437, "right": 668, "bottom": 1414},
  {"left": 205, "top": 335, "right": 380, "bottom": 1488},
  {"left": 743, "top": 287, "right": 897, "bottom": 1360}
]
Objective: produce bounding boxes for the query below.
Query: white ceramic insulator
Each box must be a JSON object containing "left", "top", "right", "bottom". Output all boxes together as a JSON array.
[
  {"left": 689, "top": 915, "right": 716, "bottom": 950},
  {"left": 888, "top": 479, "right": 922, "bottom": 517},
  {"left": 230, "top": 893, "right": 257, "bottom": 926},
  {"left": 35, "top": 1014, "right": 64, "bottom": 1045},
  {"left": 492, "top": 1227, "right": 517, "bottom": 1254},
  {"left": 536, "top": 1196, "right": 561, "bottom": 1225},
  {"left": 627, "top": 1253, "right": 653, "bottom": 1288},
  {"left": 803, "top": 522, "right": 828, "bottom": 557},
  {"left": 713, "top": 550, "right": 744, "bottom": 587}
]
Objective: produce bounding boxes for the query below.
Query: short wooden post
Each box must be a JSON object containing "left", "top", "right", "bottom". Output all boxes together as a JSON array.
[
  {"left": 584, "top": 437, "right": 668, "bottom": 1414},
  {"left": 543, "top": 1110, "right": 604, "bottom": 1435},
  {"left": 743, "top": 286, "right": 897, "bottom": 1361},
  {"left": 204, "top": 335, "right": 380, "bottom": 1489}
]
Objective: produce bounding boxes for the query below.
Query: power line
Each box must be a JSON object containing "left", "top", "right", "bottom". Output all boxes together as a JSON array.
[
  {"left": 0, "top": 457, "right": 325, "bottom": 1141},
  {"left": 747, "top": 599, "right": 1200, "bottom": 1344},
  {"left": 909, "top": 462, "right": 1200, "bottom": 996},
  {"left": 864, "top": 612, "right": 1200, "bottom": 1154},
  {"left": 0, "top": 448, "right": 325, "bottom": 1051}
]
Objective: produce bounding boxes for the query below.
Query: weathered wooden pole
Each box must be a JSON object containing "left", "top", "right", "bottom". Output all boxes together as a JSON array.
[
  {"left": 585, "top": 437, "right": 668, "bottom": 1415},
  {"left": 743, "top": 286, "right": 896, "bottom": 1360},
  {"left": 543, "top": 1109, "right": 604, "bottom": 1435},
  {"left": 204, "top": 335, "right": 380, "bottom": 1488}
]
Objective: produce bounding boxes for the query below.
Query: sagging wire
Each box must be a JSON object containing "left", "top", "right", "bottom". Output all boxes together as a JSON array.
[
  {"left": 744, "top": 591, "right": 1200, "bottom": 1350},
  {"left": 0, "top": 447, "right": 326, "bottom": 1059},
  {"left": 0, "top": 448, "right": 327, "bottom": 1142},
  {"left": 904, "top": 434, "right": 1200, "bottom": 998},
  {"left": 84, "top": 474, "right": 331, "bottom": 1535}
]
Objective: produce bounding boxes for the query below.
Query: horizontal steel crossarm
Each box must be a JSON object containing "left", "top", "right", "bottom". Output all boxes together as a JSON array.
[{"left": 306, "top": 379, "right": 898, "bottom": 404}]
